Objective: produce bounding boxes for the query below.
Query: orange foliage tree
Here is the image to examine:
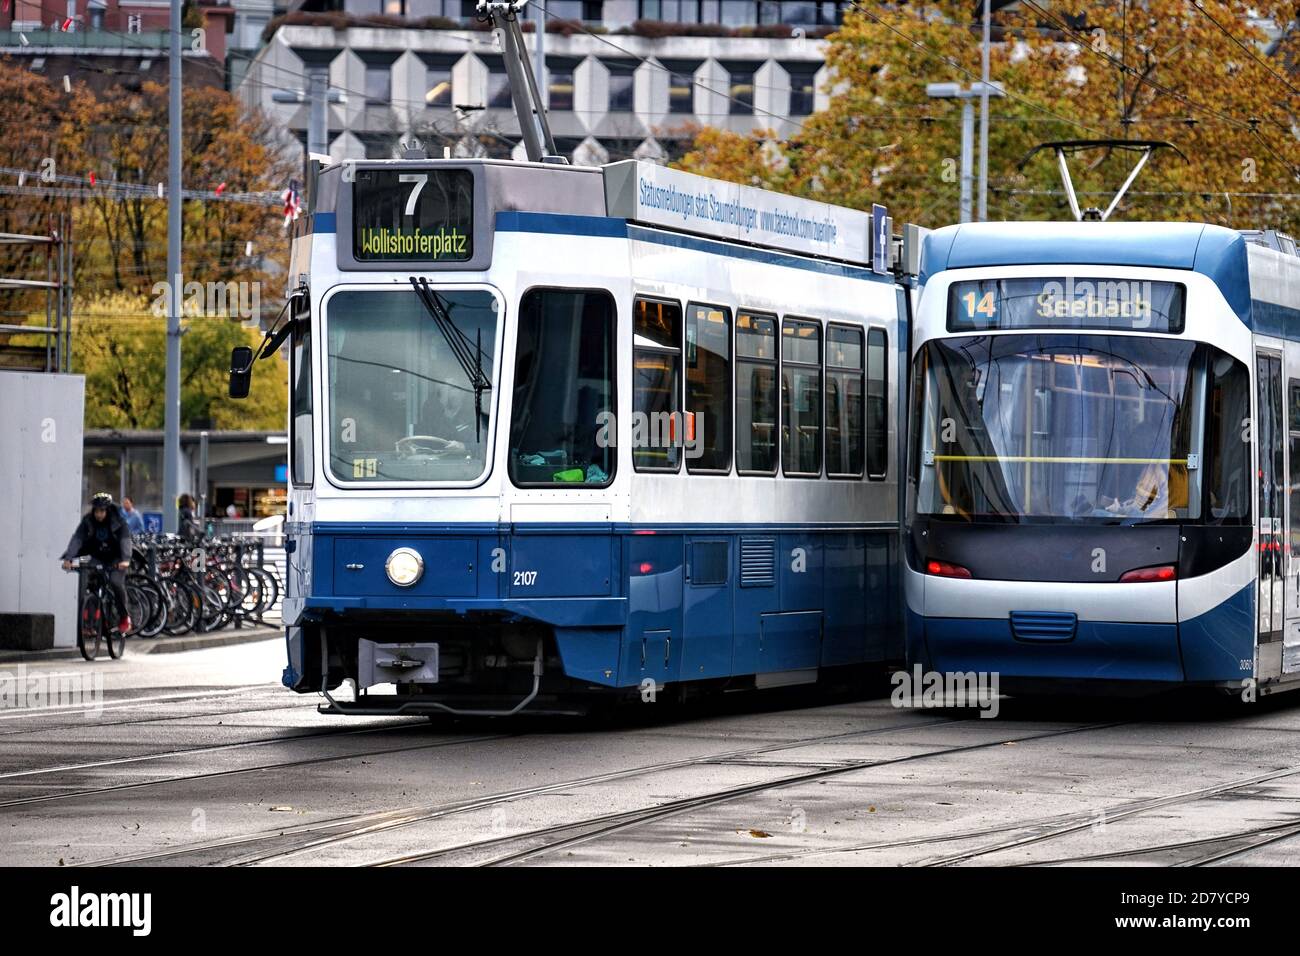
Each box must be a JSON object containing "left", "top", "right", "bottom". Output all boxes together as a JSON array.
[{"left": 678, "top": 1, "right": 1300, "bottom": 231}]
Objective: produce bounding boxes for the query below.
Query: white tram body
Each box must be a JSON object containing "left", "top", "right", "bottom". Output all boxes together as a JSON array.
[
  {"left": 273, "top": 158, "right": 907, "bottom": 714},
  {"left": 906, "top": 222, "right": 1300, "bottom": 694}
]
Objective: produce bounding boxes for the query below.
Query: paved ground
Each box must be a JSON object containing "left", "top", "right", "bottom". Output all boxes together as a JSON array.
[
  {"left": 0, "top": 617, "right": 283, "bottom": 663},
  {"left": 1, "top": 636, "right": 1298, "bottom": 867}
]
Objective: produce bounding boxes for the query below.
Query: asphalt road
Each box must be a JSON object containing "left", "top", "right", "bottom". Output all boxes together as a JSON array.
[{"left": 1, "top": 637, "right": 1299, "bottom": 867}]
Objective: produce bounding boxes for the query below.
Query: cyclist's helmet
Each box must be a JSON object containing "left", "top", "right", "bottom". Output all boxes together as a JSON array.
[{"left": 90, "top": 492, "right": 115, "bottom": 510}]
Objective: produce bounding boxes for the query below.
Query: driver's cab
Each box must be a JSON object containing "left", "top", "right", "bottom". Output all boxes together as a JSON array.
[{"left": 317, "top": 283, "right": 502, "bottom": 487}]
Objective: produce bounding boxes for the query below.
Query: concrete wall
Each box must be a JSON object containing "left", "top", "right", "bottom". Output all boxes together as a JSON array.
[{"left": 0, "top": 374, "right": 85, "bottom": 647}]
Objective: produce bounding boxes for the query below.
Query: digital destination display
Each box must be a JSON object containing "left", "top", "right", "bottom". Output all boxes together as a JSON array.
[
  {"left": 352, "top": 167, "right": 474, "bottom": 262},
  {"left": 947, "top": 277, "right": 1185, "bottom": 333}
]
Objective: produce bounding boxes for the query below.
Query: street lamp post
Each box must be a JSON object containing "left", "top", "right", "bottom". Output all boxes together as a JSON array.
[{"left": 926, "top": 81, "right": 1005, "bottom": 223}]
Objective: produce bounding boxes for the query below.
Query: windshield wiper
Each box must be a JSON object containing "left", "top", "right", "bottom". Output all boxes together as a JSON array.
[{"left": 409, "top": 277, "right": 492, "bottom": 442}]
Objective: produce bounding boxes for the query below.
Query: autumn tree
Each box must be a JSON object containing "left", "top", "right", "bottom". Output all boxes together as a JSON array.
[
  {"left": 0, "top": 59, "right": 72, "bottom": 314},
  {"left": 0, "top": 57, "right": 298, "bottom": 431},
  {"left": 679, "top": 1, "right": 1300, "bottom": 231},
  {"left": 61, "top": 79, "right": 297, "bottom": 296}
]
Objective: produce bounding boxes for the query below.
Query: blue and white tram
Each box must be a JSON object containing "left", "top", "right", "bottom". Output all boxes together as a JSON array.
[
  {"left": 905, "top": 221, "right": 1300, "bottom": 695},
  {"left": 243, "top": 157, "right": 909, "bottom": 715}
]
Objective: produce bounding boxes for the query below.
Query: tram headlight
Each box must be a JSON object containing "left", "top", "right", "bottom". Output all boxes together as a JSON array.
[{"left": 385, "top": 547, "right": 424, "bottom": 587}]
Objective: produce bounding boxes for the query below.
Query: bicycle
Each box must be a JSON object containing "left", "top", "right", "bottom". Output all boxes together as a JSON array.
[{"left": 65, "top": 558, "right": 126, "bottom": 661}]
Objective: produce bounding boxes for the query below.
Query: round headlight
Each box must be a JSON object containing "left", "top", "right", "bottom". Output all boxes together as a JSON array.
[{"left": 385, "top": 547, "right": 424, "bottom": 587}]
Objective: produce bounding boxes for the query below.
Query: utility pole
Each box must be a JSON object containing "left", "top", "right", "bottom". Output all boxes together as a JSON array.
[
  {"left": 162, "top": 0, "right": 182, "bottom": 532},
  {"left": 272, "top": 72, "right": 344, "bottom": 176},
  {"left": 960, "top": 99, "right": 974, "bottom": 223},
  {"left": 977, "top": 0, "right": 991, "bottom": 221},
  {"left": 533, "top": 0, "right": 546, "bottom": 111},
  {"left": 927, "top": 81, "right": 1004, "bottom": 224},
  {"left": 308, "top": 68, "right": 328, "bottom": 161}
]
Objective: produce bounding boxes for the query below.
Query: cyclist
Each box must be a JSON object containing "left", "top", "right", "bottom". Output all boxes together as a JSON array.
[{"left": 60, "top": 492, "right": 133, "bottom": 634}]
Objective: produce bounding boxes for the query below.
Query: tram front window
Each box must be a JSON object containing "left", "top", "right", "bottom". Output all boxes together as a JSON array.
[
  {"left": 910, "top": 334, "right": 1247, "bottom": 524},
  {"left": 326, "top": 289, "right": 499, "bottom": 483}
]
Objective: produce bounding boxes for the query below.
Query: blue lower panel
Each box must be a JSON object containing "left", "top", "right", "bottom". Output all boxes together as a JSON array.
[
  {"left": 923, "top": 617, "right": 1184, "bottom": 682},
  {"left": 306, "top": 525, "right": 901, "bottom": 688},
  {"left": 760, "top": 611, "right": 822, "bottom": 671},
  {"left": 553, "top": 627, "right": 623, "bottom": 686},
  {"left": 1179, "top": 583, "right": 1255, "bottom": 683}
]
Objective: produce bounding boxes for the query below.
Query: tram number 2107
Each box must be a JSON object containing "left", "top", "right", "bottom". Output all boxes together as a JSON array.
[{"left": 513, "top": 570, "right": 539, "bottom": 587}]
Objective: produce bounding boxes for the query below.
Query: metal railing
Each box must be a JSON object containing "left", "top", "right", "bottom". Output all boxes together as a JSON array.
[{"left": 0, "top": 30, "right": 172, "bottom": 50}]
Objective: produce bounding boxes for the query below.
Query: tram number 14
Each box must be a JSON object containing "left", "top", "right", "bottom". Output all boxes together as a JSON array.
[
  {"left": 962, "top": 291, "right": 997, "bottom": 319},
  {"left": 513, "top": 570, "right": 538, "bottom": 587}
]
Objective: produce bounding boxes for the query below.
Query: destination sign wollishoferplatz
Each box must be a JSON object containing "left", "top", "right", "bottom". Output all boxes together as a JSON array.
[{"left": 352, "top": 167, "right": 474, "bottom": 263}]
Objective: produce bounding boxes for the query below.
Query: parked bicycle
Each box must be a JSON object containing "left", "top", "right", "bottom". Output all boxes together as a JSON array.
[{"left": 124, "top": 532, "right": 283, "bottom": 639}]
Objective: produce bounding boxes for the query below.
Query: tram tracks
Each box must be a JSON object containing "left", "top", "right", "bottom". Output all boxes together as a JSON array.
[
  {"left": 358, "top": 719, "right": 1130, "bottom": 868},
  {"left": 82, "top": 714, "right": 961, "bottom": 866},
  {"left": 0, "top": 683, "right": 287, "bottom": 723},
  {"left": 25, "top": 697, "right": 1291, "bottom": 869},
  {"left": 0, "top": 717, "right": 422, "bottom": 784},
  {"left": 0, "top": 699, "right": 318, "bottom": 738},
  {"left": 700, "top": 758, "right": 1300, "bottom": 867},
  {"left": 0, "top": 729, "right": 505, "bottom": 811},
  {"left": 1017, "top": 818, "right": 1300, "bottom": 866},
  {"left": 912, "top": 761, "right": 1300, "bottom": 867}
]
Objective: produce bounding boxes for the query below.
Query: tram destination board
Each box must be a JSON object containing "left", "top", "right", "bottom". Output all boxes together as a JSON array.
[
  {"left": 352, "top": 167, "right": 474, "bottom": 262},
  {"left": 948, "top": 276, "right": 1185, "bottom": 333}
]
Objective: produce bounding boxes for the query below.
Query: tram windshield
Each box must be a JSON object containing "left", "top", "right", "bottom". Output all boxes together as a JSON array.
[
  {"left": 325, "top": 288, "right": 499, "bottom": 483},
  {"left": 910, "top": 334, "right": 1251, "bottom": 524}
]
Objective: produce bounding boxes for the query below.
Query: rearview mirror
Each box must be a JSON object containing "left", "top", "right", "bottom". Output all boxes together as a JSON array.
[{"left": 229, "top": 346, "right": 254, "bottom": 399}]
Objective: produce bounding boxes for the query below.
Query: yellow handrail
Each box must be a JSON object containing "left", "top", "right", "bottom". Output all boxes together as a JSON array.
[{"left": 932, "top": 455, "right": 1188, "bottom": 465}]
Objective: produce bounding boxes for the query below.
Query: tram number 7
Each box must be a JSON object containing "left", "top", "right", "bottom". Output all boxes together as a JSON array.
[{"left": 398, "top": 173, "right": 427, "bottom": 217}]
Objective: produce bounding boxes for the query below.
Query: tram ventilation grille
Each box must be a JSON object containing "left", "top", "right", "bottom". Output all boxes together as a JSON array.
[
  {"left": 740, "top": 537, "right": 777, "bottom": 587},
  {"left": 1009, "top": 610, "right": 1078, "bottom": 642}
]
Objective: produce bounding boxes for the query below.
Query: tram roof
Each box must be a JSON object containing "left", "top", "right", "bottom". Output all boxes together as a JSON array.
[
  {"left": 306, "top": 157, "right": 887, "bottom": 272},
  {"left": 920, "top": 221, "right": 1251, "bottom": 322}
]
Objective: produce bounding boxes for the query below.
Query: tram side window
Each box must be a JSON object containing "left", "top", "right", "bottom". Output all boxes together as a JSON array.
[
  {"left": 1205, "top": 351, "right": 1251, "bottom": 524},
  {"left": 291, "top": 319, "right": 313, "bottom": 485},
  {"left": 782, "top": 318, "right": 822, "bottom": 476},
  {"left": 736, "top": 312, "right": 778, "bottom": 474},
  {"left": 508, "top": 289, "right": 616, "bottom": 487},
  {"left": 866, "top": 328, "right": 888, "bottom": 478},
  {"left": 686, "top": 303, "right": 732, "bottom": 473},
  {"left": 634, "top": 297, "right": 683, "bottom": 472},
  {"left": 826, "top": 325, "right": 864, "bottom": 478}
]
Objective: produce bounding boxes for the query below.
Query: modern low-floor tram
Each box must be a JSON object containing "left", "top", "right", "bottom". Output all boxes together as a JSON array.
[
  {"left": 259, "top": 156, "right": 910, "bottom": 715},
  {"left": 906, "top": 221, "right": 1300, "bottom": 695}
]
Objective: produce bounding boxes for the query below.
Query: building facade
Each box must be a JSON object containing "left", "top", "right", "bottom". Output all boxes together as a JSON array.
[
  {"left": 0, "top": 0, "right": 234, "bottom": 93},
  {"left": 237, "top": 1, "right": 839, "bottom": 165},
  {"left": 83, "top": 429, "right": 289, "bottom": 521}
]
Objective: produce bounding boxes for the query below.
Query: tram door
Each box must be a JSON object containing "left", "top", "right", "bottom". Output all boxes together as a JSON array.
[
  {"left": 1257, "top": 352, "right": 1285, "bottom": 647},
  {"left": 1286, "top": 375, "right": 1300, "bottom": 671}
]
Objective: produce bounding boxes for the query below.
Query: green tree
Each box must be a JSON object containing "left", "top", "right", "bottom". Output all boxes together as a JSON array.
[{"left": 73, "top": 293, "right": 287, "bottom": 431}]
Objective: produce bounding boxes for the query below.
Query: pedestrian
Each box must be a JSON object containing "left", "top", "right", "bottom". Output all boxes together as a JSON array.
[
  {"left": 178, "top": 493, "right": 203, "bottom": 543},
  {"left": 120, "top": 496, "right": 146, "bottom": 537}
]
